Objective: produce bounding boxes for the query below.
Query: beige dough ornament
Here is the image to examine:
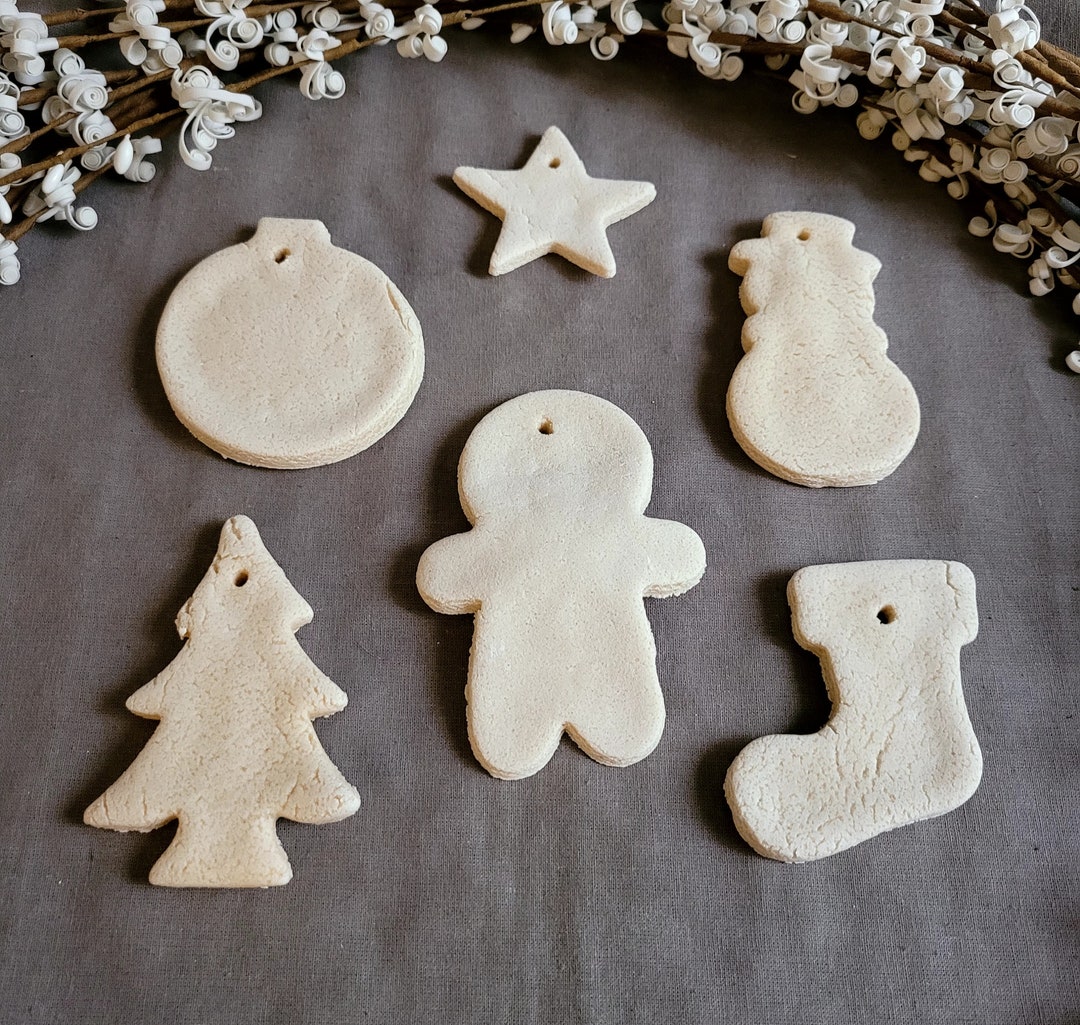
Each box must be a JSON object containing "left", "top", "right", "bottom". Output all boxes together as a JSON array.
[
  {"left": 725, "top": 559, "right": 982, "bottom": 863},
  {"left": 727, "top": 212, "right": 920, "bottom": 487},
  {"left": 157, "top": 218, "right": 424, "bottom": 469},
  {"left": 84, "top": 516, "right": 361, "bottom": 887},
  {"left": 453, "top": 126, "right": 656, "bottom": 278},
  {"left": 417, "top": 390, "right": 706, "bottom": 780}
]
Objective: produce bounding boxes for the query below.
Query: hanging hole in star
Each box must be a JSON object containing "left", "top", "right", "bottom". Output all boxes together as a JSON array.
[
  {"left": 275, "top": 248, "right": 291, "bottom": 263},
  {"left": 538, "top": 418, "right": 554, "bottom": 435},
  {"left": 235, "top": 570, "right": 250, "bottom": 587},
  {"left": 877, "top": 605, "right": 895, "bottom": 624},
  {"left": 549, "top": 158, "right": 561, "bottom": 169},
  {"left": 797, "top": 229, "right": 811, "bottom": 241}
]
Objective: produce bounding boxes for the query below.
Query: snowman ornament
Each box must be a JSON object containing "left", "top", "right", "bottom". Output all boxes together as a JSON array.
[
  {"left": 726, "top": 212, "right": 920, "bottom": 488},
  {"left": 417, "top": 390, "right": 707, "bottom": 780}
]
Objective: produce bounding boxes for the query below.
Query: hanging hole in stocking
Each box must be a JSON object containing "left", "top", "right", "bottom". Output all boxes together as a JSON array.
[{"left": 877, "top": 604, "right": 895, "bottom": 624}]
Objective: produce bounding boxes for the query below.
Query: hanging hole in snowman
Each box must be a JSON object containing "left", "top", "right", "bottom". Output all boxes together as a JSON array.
[
  {"left": 877, "top": 604, "right": 896, "bottom": 624},
  {"left": 538, "top": 418, "right": 554, "bottom": 435},
  {"left": 797, "top": 229, "right": 811, "bottom": 241}
]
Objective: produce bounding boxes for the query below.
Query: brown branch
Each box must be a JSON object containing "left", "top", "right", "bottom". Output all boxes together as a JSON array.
[
  {"left": 17, "top": 68, "right": 143, "bottom": 108},
  {"left": 0, "top": 108, "right": 181, "bottom": 190},
  {"left": 949, "top": 0, "right": 990, "bottom": 24},
  {"left": 41, "top": 6, "right": 128, "bottom": 27},
  {"left": 802, "top": 0, "right": 903, "bottom": 41},
  {"left": 4, "top": 162, "right": 112, "bottom": 243},
  {"left": 1014, "top": 50, "right": 1080, "bottom": 104},
  {"left": 1, "top": 111, "right": 76, "bottom": 157},
  {"left": 1036, "top": 40, "right": 1080, "bottom": 87},
  {"left": 935, "top": 10, "right": 994, "bottom": 48}
]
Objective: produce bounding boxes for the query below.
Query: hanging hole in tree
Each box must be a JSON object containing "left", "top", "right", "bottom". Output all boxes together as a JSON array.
[
  {"left": 549, "top": 158, "right": 561, "bottom": 169},
  {"left": 797, "top": 229, "right": 811, "bottom": 241},
  {"left": 877, "top": 605, "right": 895, "bottom": 624},
  {"left": 538, "top": 418, "right": 554, "bottom": 435},
  {"left": 274, "top": 248, "right": 290, "bottom": 264},
  {"left": 234, "top": 570, "right": 250, "bottom": 587}
]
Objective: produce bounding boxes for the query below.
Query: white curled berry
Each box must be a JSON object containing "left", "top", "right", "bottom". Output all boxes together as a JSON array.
[
  {"left": 541, "top": 1, "right": 578, "bottom": 45},
  {"left": 0, "top": 234, "right": 19, "bottom": 285},
  {"left": 111, "top": 0, "right": 183, "bottom": 73},
  {"left": 23, "top": 160, "right": 97, "bottom": 230},
  {"left": 171, "top": 65, "right": 262, "bottom": 170},
  {"left": 396, "top": 4, "right": 447, "bottom": 61},
  {"left": 610, "top": 0, "right": 643, "bottom": 36},
  {"left": 0, "top": 11, "right": 58, "bottom": 86}
]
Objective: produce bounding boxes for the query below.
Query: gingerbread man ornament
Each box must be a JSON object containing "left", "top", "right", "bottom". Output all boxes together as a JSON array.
[{"left": 417, "top": 391, "right": 706, "bottom": 779}]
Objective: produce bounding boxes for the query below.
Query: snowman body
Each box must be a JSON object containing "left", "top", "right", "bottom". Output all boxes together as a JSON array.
[{"left": 727, "top": 212, "right": 920, "bottom": 487}]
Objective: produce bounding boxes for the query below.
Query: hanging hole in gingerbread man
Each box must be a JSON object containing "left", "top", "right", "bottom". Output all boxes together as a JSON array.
[
  {"left": 538, "top": 418, "right": 554, "bottom": 435},
  {"left": 877, "top": 604, "right": 896, "bottom": 624},
  {"left": 234, "top": 570, "right": 249, "bottom": 587}
]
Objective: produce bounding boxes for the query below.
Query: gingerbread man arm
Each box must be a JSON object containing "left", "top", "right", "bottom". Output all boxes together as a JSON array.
[
  {"left": 639, "top": 518, "right": 707, "bottom": 598},
  {"left": 416, "top": 531, "right": 489, "bottom": 614}
]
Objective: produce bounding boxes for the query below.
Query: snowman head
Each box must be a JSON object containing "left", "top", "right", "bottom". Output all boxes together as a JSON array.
[
  {"left": 457, "top": 391, "right": 654, "bottom": 521},
  {"left": 176, "top": 516, "right": 313, "bottom": 640},
  {"left": 731, "top": 212, "right": 882, "bottom": 309}
]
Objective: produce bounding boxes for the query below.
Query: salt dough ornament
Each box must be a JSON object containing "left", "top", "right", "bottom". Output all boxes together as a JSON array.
[
  {"left": 725, "top": 559, "right": 982, "bottom": 863},
  {"left": 416, "top": 390, "right": 706, "bottom": 779},
  {"left": 453, "top": 126, "right": 656, "bottom": 278},
  {"left": 157, "top": 218, "right": 424, "bottom": 469},
  {"left": 726, "top": 212, "right": 920, "bottom": 487},
  {"left": 84, "top": 516, "right": 361, "bottom": 887}
]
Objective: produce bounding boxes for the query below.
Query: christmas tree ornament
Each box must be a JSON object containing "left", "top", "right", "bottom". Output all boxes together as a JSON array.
[
  {"left": 417, "top": 390, "right": 706, "bottom": 780},
  {"left": 156, "top": 218, "right": 424, "bottom": 469},
  {"left": 726, "top": 212, "right": 921, "bottom": 487},
  {"left": 453, "top": 126, "right": 656, "bottom": 278},
  {"left": 725, "top": 559, "right": 982, "bottom": 864},
  {"left": 84, "top": 516, "right": 361, "bottom": 887}
]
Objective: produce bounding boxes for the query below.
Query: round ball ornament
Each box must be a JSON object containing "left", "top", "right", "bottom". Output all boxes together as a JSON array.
[{"left": 157, "top": 218, "right": 425, "bottom": 469}]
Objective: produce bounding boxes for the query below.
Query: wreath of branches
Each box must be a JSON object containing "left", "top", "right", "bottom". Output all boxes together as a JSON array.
[{"left": 2, "top": 0, "right": 1078, "bottom": 365}]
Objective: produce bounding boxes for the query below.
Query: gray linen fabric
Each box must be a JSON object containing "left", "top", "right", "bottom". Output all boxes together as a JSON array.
[{"left": 1, "top": 13, "right": 1077, "bottom": 1025}]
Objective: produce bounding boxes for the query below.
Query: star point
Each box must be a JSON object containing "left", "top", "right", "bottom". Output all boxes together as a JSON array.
[{"left": 453, "top": 126, "right": 656, "bottom": 278}]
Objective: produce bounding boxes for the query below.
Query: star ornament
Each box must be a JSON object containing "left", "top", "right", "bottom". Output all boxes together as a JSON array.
[{"left": 453, "top": 126, "right": 657, "bottom": 279}]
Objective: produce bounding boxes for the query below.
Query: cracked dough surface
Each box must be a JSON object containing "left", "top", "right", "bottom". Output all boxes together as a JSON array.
[
  {"left": 416, "top": 390, "right": 706, "bottom": 779},
  {"left": 84, "top": 516, "right": 361, "bottom": 887},
  {"left": 726, "top": 211, "right": 920, "bottom": 487},
  {"left": 157, "top": 218, "right": 424, "bottom": 469},
  {"left": 725, "top": 559, "right": 982, "bottom": 863}
]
